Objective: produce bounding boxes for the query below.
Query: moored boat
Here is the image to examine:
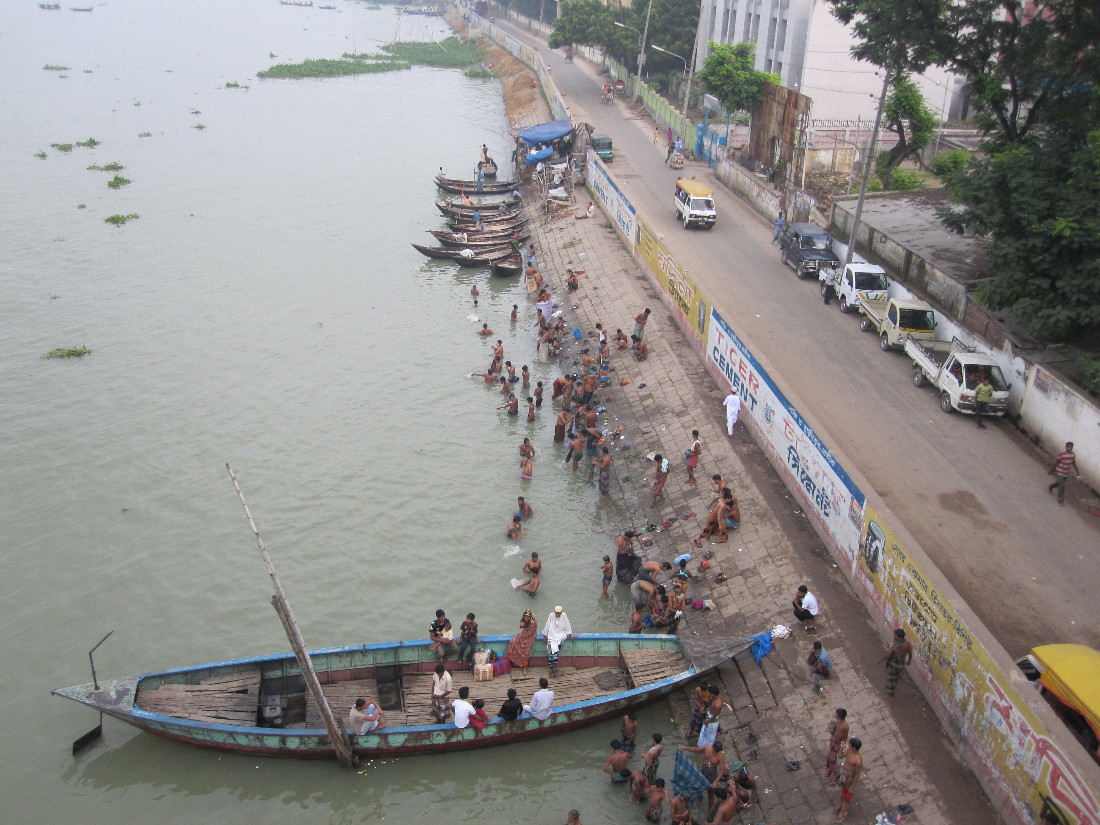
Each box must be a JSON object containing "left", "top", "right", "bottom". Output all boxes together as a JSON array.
[
  {"left": 452, "top": 247, "right": 516, "bottom": 267},
  {"left": 491, "top": 255, "right": 523, "bottom": 277},
  {"left": 53, "top": 634, "right": 752, "bottom": 759},
  {"left": 435, "top": 176, "right": 514, "bottom": 196},
  {"left": 446, "top": 215, "right": 527, "bottom": 230},
  {"left": 411, "top": 243, "right": 464, "bottom": 259},
  {"left": 430, "top": 231, "right": 527, "bottom": 248},
  {"left": 436, "top": 201, "right": 520, "bottom": 218}
]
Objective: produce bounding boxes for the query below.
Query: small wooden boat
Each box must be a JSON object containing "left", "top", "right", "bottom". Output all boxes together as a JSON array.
[
  {"left": 40, "top": 3, "right": 62, "bottom": 8},
  {"left": 70, "top": 5, "right": 93, "bottom": 10},
  {"left": 453, "top": 249, "right": 515, "bottom": 267},
  {"left": 446, "top": 216, "right": 527, "bottom": 230},
  {"left": 411, "top": 243, "right": 464, "bottom": 259},
  {"left": 430, "top": 231, "right": 527, "bottom": 248},
  {"left": 430, "top": 224, "right": 523, "bottom": 239},
  {"left": 478, "top": 159, "right": 498, "bottom": 179},
  {"left": 436, "top": 200, "right": 520, "bottom": 218},
  {"left": 491, "top": 255, "right": 523, "bottom": 277},
  {"left": 435, "top": 176, "right": 515, "bottom": 196},
  {"left": 53, "top": 634, "right": 752, "bottom": 759},
  {"left": 280, "top": 0, "right": 313, "bottom": 5}
]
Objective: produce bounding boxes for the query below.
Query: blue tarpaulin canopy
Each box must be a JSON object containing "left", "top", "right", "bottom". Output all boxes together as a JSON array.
[{"left": 516, "top": 118, "right": 573, "bottom": 145}]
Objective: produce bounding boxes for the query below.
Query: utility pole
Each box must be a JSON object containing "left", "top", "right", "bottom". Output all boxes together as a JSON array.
[
  {"left": 634, "top": 0, "right": 654, "bottom": 101},
  {"left": 843, "top": 70, "right": 890, "bottom": 268}
]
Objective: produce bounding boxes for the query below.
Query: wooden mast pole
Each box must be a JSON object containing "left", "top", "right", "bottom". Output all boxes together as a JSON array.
[{"left": 225, "top": 463, "right": 356, "bottom": 768}]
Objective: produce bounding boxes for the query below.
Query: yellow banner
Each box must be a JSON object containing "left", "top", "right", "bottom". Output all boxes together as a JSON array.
[{"left": 636, "top": 218, "right": 708, "bottom": 337}]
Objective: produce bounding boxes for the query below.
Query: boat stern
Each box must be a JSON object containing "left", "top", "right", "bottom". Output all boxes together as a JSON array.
[{"left": 52, "top": 676, "right": 137, "bottom": 715}]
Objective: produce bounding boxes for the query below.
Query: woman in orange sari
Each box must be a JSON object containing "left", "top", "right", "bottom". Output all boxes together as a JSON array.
[{"left": 506, "top": 609, "right": 538, "bottom": 675}]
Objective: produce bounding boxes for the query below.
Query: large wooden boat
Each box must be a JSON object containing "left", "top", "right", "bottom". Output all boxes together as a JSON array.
[
  {"left": 436, "top": 200, "right": 520, "bottom": 219},
  {"left": 411, "top": 243, "right": 466, "bottom": 259},
  {"left": 435, "top": 176, "right": 515, "bottom": 196},
  {"left": 446, "top": 216, "right": 527, "bottom": 231},
  {"left": 429, "top": 229, "right": 526, "bottom": 246},
  {"left": 53, "top": 634, "right": 751, "bottom": 760}
]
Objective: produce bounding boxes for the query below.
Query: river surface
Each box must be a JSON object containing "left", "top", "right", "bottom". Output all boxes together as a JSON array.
[{"left": 0, "top": 1, "right": 664, "bottom": 821}]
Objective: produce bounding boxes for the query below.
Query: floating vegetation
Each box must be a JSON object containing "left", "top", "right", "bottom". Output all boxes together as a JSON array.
[
  {"left": 77, "top": 203, "right": 86, "bottom": 209},
  {"left": 35, "top": 151, "right": 47, "bottom": 159},
  {"left": 225, "top": 81, "right": 249, "bottom": 88},
  {"left": 107, "top": 175, "right": 131, "bottom": 189},
  {"left": 464, "top": 66, "right": 494, "bottom": 79},
  {"left": 138, "top": 131, "right": 152, "bottom": 138},
  {"left": 191, "top": 109, "right": 201, "bottom": 114},
  {"left": 83, "top": 69, "right": 93, "bottom": 73},
  {"left": 258, "top": 58, "right": 410, "bottom": 78},
  {"left": 380, "top": 37, "right": 485, "bottom": 68},
  {"left": 51, "top": 143, "right": 73, "bottom": 152},
  {"left": 193, "top": 123, "right": 206, "bottom": 130},
  {"left": 105, "top": 213, "right": 139, "bottom": 225},
  {"left": 43, "top": 64, "right": 71, "bottom": 71},
  {"left": 133, "top": 100, "right": 141, "bottom": 106},
  {"left": 42, "top": 346, "right": 90, "bottom": 359},
  {"left": 75, "top": 137, "right": 101, "bottom": 148},
  {"left": 87, "top": 161, "right": 124, "bottom": 172}
]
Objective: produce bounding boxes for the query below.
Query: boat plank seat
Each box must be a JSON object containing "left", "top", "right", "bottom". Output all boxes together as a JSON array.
[
  {"left": 621, "top": 646, "right": 690, "bottom": 687},
  {"left": 136, "top": 668, "right": 261, "bottom": 726}
]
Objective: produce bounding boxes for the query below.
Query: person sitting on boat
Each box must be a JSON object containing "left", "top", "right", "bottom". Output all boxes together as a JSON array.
[
  {"left": 499, "top": 687, "right": 523, "bottom": 722},
  {"left": 541, "top": 606, "right": 575, "bottom": 676},
  {"left": 458, "top": 248, "right": 477, "bottom": 258},
  {"left": 474, "top": 218, "right": 487, "bottom": 232},
  {"left": 452, "top": 230, "right": 468, "bottom": 243},
  {"left": 511, "top": 189, "right": 522, "bottom": 203},
  {"left": 348, "top": 697, "right": 383, "bottom": 735},
  {"left": 452, "top": 686, "right": 476, "bottom": 729},
  {"left": 523, "top": 677, "right": 555, "bottom": 720}
]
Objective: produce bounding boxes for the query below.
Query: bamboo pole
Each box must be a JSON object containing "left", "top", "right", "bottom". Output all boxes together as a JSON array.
[{"left": 225, "top": 463, "right": 357, "bottom": 768}]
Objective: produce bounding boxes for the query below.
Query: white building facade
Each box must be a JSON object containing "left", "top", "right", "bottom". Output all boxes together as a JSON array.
[{"left": 695, "top": 0, "right": 964, "bottom": 125}]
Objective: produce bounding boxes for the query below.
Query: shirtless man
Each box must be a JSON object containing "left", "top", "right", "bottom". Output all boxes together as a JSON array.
[
  {"left": 567, "top": 432, "right": 585, "bottom": 471},
  {"left": 499, "top": 376, "right": 511, "bottom": 396},
  {"left": 471, "top": 283, "right": 479, "bottom": 303},
  {"left": 551, "top": 375, "right": 567, "bottom": 401},
  {"left": 506, "top": 394, "right": 519, "bottom": 416},
  {"left": 601, "top": 555, "right": 614, "bottom": 597},
  {"left": 521, "top": 365, "right": 531, "bottom": 388},
  {"left": 519, "top": 456, "right": 533, "bottom": 480},
  {"left": 628, "top": 768, "right": 650, "bottom": 803},
  {"left": 510, "top": 304, "right": 519, "bottom": 323},
  {"left": 519, "top": 438, "right": 536, "bottom": 460},
  {"left": 478, "top": 322, "right": 492, "bottom": 336},
  {"left": 505, "top": 361, "right": 517, "bottom": 382},
  {"left": 492, "top": 339, "right": 504, "bottom": 361},
  {"left": 602, "top": 740, "right": 630, "bottom": 782},
  {"left": 534, "top": 381, "right": 544, "bottom": 407},
  {"left": 523, "top": 552, "right": 542, "bottom": 577},
  {"left": 707, "top": 787, "right": 736, "bottom": 825},
  {"left": 834, "top": 738, "right": 863, "bottom": 823},
  {"left": 507, "top": 515, "right": 525, "bottom": 540},
  {"left": 669, "top": 792, "right": 692, "bottom": 825},
  {"left": 679, "top": 739, "right": 727, "bottom": 809},
  {"left": 580, "top": 372, "right": 598, "bottom": 407},
  {"left": 516, "top": 497, "right": 533, "bottom": 519},
  {"left": 613, "top": 328, "right": 629, "bottom": 349},
  {"left": 581, "top": 349, "right": 595, "bottom": 370},
  {"left": 554, "top": 408, "right": 570, "bottom": 444},
  {"left": 732, "top": 767, "right": 757, "bottom": 809},
  {"left": 515, "top": 567, "right": 540, "bottom": 594},
  {"left": 632, "top": 335, "right": 649, "bottom": 360},
  {"left": 469, "top": 371, "right": 497, "bottom": 383},
  {"left": 645, "top": 779, "right": 668, "bottom": 822},
  {"left": 561, "top": 375, "right": 576, "bottom": 409}
]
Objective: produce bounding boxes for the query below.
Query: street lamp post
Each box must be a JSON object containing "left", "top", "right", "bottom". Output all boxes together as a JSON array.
[
  {"left": 843, "top": 71, "right": 891, "bottom": 268},
  {"left": 613, "top": 0, "right": 653, "bottom": 102},
  {"left": 650, "top": 45, "right": 689, "bottom": 122}
]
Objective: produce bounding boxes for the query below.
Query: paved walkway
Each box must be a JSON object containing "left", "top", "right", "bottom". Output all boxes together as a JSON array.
[{"left": 466, "top": 15, "right": 1000, "bottom": 824}]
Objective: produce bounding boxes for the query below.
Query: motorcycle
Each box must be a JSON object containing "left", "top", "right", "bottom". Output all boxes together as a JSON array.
[{"left": 565, "top": 48, "right": 574, "bottom": 63}]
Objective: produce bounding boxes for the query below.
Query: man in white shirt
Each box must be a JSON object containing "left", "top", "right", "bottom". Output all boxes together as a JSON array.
[
  {"left": 348, "top": 697, "right": 383, "bottom": 735},
  {"left": 523, "top": 677, "right": 556, "bottom": 720},
  {"left": 452, "top": 686, "right": 476, "bottom": 729},
  {"left": 722, "top": 392, "right": 741, "bottom": 436},
  {"left": 792, "top": 585, "right": 820, "bottom": 631},
  {"left": 431, "top": 663, "right": 453, "bottom": 723},
  {"left": 542, "top": 606, "right": 576, "bottom": 676}
]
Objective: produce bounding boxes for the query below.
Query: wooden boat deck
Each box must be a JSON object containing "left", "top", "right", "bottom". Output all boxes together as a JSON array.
[
  {"left": 135, "top": 669, "right": 261, "bottom": 726},
  {"left": 306, "top": 646, "right": 688, "bottom": 728}
]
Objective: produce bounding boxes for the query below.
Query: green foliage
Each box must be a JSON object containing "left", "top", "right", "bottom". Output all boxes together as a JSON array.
[
  {"left": 548, "top": 0, "right": 613, "bottom": 50},
  {"left": 880, "top": 74, "right": 936, "bottom": 174},
  {"left": 77, "top": 203, "right": 85, "bottom": 209},
  {"left": 225, "top": 81, "right": 248, "bottom": 88},
  {"left": 107, "top": 175, "right": 131, "bottom": 189},
  {"left": 464, "top": 66, "right": 495, "bottom": 79},
  {"left": 138, "top": 132, "right": 152, "bottom": 138},
  {"left": 193, "top": 124, "right": 206, "bottom": 130},
  {"left": 888, "top": 169, "right": 924, "bottom": 191},
  {"left": 865, "top": 177, "right": 884, "bottom": 193},
  {"left": 931, "top": 149, "right": 969, "bottom": 182},
  {"left": 75, "top": 138, "right": 101, "bottom": 148},
  {"left": 43, "top": 64, "right": 71, "bottom": 71},
  {"left": 105, "top": 213, "right": 139, "bottom": 225},
  {"left": 35, "top": 151, "right": 46, "bottom": 159},
  {"left": 42, "top": 346, "right": 90, "bottom": 359},
  {"left": 940, "top": 130, "right": 1100, "bottom": 340},
  {"left": 50, "top": 143, "right": 73, "bottom": 153},
  {"left": 381, "top": 37, "right": 484, "bottom": 67},
  {"left": 697, "top": 42, "right": 779, "bottom": 114},
  {"left": 259, "top": 58, "right": 411, "bottom": 78},
  {"left": 1068, "top": 349, "right": 1100, "bottom": 398}
]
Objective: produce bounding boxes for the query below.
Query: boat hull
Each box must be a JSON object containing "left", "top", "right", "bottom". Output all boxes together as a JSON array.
[{"left": 53, "top": 634, "right": 698, "bottom": 760}]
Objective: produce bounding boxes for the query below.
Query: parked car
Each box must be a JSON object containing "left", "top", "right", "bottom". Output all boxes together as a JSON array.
[
  {"left": 905, "top": 338, "right": 1011, "bottom": 415},
  {"left": 591, "top": 135, "right": 613, "bottom": 163},
  {"left": 819, "top": 263, "right": 889, "bottom": 313},
  {"left": 857, "top": 297, "right": 936, "bottom": 351},
  {"left": 674, "top": 179, "right": 716, "bottom": 229},
  {"left": 779, "top": 222, "right": 840, "bottom": 279}
]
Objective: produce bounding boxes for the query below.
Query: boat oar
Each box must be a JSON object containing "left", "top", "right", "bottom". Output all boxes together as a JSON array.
[{"left": 71, "top": 630, "right": 114, "bottom": 755}]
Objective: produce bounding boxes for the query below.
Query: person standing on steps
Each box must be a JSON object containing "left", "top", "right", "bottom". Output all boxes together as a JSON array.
[
  {"left": 834, "top": 738, "right": 862, "bottom": 823},
  {"left": 880, "top": 628, "right": 913, "bottom": 701},
  {"left": 685, "top": 430, "right": 701, "bottom": 485},
  {"left": 1047, "top": 441, "right": 1079, "bottom": 506}
]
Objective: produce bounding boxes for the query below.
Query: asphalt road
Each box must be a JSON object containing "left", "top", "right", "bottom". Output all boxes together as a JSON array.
[{"left": 502, "top": 19, "right": 1099, "bottom": 656}]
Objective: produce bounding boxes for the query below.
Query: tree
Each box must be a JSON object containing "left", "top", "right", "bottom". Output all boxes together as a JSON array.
[
  {"left": 878, "top": 73, "right": 937, "bottom": 181},
  {"left": 696, "top": 42, "right": 780, "bottom": 114},
  {"left": 940, "top": 131, "right": 1100, "bottom": 341},
  {"left": 547, "top": 0, "right": 614, "bottom": 49}
]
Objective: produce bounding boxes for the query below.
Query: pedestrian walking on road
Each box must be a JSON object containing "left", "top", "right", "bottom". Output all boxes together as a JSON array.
[
  {"left": 772, "top": 212, "right": 786, "bottom": 244},
  {"left": 723, "top": 391, "right": 741, "bottom": 435},
  {"left": 880, "top": 628, "right": 913, "bottom": 701},
  {"left": 974, "top": 374, "right": 994, "bottom": 428},
  {"left": 666, "top": 140, "right": 675, "bottom": 164},
  {"left": 1047, "top": 441, "right": 1080, "bottom": 505}
]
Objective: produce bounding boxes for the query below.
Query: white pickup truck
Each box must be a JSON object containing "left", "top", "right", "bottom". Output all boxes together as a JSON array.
[
  {"left": 857, "top": 297, "right": 937, "bottom": 352},
  {"left": 819, "top": 262, "right": 889, "bottom": 313},
  {"left": 905, "top": 338, "right": 1012, "bottom": 415}
]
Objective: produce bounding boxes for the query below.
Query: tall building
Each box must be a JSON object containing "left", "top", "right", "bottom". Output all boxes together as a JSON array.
[{"left": 695, "top": 0, "right": 964, "bottom": 124}]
